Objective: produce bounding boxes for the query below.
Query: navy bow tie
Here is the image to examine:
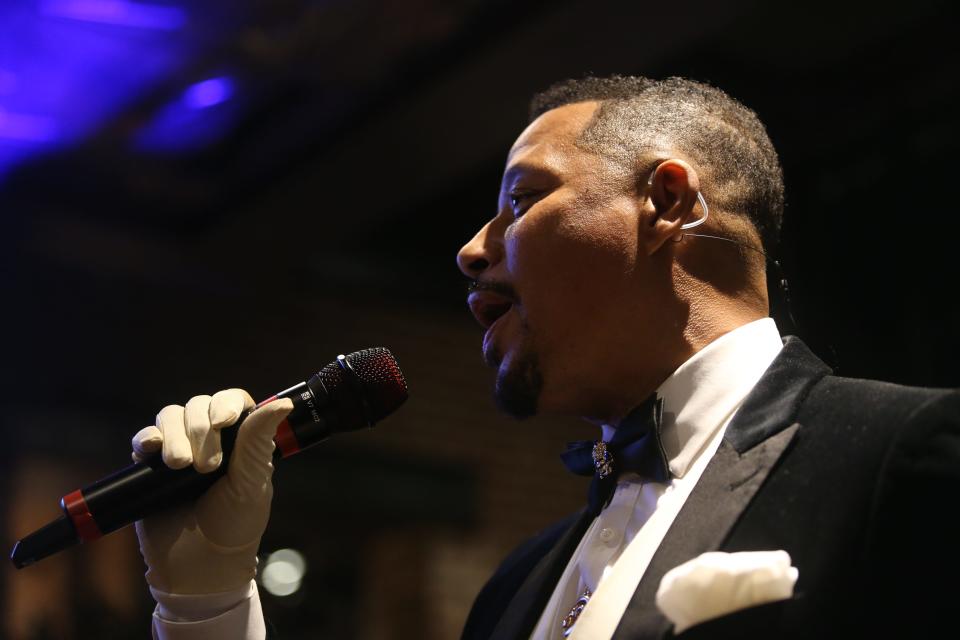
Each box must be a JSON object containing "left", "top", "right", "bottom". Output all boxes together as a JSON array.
[{"left": 561, "top": 394, "right": 671, "bottom": 516}]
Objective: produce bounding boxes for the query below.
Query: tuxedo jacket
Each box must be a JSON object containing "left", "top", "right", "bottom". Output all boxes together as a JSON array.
[{"left": 462, "top": 337, "right": 960, "bottom": 639}]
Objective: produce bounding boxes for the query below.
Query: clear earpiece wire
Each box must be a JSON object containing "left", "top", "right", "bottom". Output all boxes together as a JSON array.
[
  {"left": 645, "top": 169, "right": 797, "bottom": 330},
  {"left": 684, "top": 192, "right": 709, "bottom": 230},
  {"left": 646, "top": 170, "right": 709, "bottom": 230}
]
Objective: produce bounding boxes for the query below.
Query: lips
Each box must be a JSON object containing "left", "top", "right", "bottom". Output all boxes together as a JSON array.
[{"left": 467, "top": 289, "right": 514, "bottom": 329}]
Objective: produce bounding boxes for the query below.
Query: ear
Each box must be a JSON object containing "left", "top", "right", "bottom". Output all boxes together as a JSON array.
[{"left": 643, "top": 159, "right": 702, "bottom": 255}]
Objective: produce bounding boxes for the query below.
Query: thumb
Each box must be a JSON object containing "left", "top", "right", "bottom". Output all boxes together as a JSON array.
[{"left": 226, "top": 398, "right": 294, "bottom": 500}]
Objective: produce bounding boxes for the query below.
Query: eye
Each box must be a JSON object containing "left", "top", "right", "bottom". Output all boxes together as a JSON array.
[{"left": 508, "top": 190, "right": 538, "bottom": 218}]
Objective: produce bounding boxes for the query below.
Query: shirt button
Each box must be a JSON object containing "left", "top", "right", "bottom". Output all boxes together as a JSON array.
[{"left": 599, "top": 527, "right": 617, "bottom": 545}]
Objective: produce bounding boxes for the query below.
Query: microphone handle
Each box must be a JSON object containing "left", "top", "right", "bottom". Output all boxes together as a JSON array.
[
  {"left": 11, "top": 377, "right": 346, "bottom": 569},
  {"left": 74, "top": 409, "right": 255, "bottom": 535}
]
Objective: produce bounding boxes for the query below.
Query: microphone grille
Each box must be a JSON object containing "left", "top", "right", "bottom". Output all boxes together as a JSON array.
[{"left": 317, "top": 347, "right": 408, "bottom": 424}]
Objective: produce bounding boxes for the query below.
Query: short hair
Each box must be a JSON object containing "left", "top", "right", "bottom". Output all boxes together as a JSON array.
[{"left": 529, "top": 75, "right": 784, "bottom": 253}]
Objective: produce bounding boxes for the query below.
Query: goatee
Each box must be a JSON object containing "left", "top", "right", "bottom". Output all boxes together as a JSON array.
[{"left": 494, "top": 351, "right": 542, "bottom": 419}]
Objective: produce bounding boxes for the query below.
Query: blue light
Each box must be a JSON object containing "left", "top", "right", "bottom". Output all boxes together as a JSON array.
[
  {"left": 134, "top": 74, "right": 241, "bottom": 152},
  {"left": 0, "top": 109, "right": 59, "bottom": 143},
  {"left": 183, "top": 77, "right": 234, "bottom": 109},
  {"left": 40, "top": 0, "right": 186, "bottom": 31},
  {"left": 0, "top": 2, "right": 193, "bottom": 179},
  {"left": 0, "top": 69, "right": 17, "bottom": 95}
]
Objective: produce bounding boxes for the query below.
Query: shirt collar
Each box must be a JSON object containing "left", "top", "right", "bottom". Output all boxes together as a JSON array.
[{"left": 602, "top": 317, "right": 784, "bottom": 479}]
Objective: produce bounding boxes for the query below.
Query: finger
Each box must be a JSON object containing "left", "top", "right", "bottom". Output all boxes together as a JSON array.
[
  {"left": 185, "top": 394, "right": 222, "bottom": 473},
  {"left": 209, "top": 388, "right": 255, "bottom": 430},
  {"left": 227, "top": 398, "right": 294, "bottom": 498},
  {"left": 132, "top": 425, "right": 163, "bottom": 458},
  {"left": 241, "top": 397, "right": 294, "bottom": 442},
  {"left": 156, "top": 404, "right": 193, "bottom": 470}
]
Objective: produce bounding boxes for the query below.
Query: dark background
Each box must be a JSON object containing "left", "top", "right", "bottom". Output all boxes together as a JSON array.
[{"left": 1, "top": 0, "right": 957, "bottom": 638}]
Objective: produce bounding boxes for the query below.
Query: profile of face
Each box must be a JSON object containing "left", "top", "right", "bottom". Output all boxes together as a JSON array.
[{"left": 457, "top": 102, "right": 697, "bottom": 424}]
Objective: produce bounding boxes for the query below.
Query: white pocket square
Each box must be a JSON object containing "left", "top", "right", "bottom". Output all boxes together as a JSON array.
[{"left": 655, "top": 550, "right": 799, "bottom": 633}]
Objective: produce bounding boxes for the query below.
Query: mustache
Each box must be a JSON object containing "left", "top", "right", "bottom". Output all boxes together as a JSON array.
[{"left": 467, "top": 279, "right": 518, "bottom": 301}]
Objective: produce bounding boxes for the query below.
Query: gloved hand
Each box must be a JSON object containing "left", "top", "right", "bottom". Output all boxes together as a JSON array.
[{"left": 131, "top": 389, "right": 293, "bottom": 595}]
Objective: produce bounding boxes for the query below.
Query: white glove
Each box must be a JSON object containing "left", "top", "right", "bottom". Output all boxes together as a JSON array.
[{"left": 131, "top": 389, "right": 293, "bottom": 595}]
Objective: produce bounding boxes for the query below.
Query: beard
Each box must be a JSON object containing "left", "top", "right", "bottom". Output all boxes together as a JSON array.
[{"left": 493, "top": 347, "right": 543, "bottom": 419}]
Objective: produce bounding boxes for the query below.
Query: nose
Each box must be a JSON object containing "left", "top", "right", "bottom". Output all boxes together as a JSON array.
[{"left": 457, "top": 219, "right": 504, "bottom": 279}]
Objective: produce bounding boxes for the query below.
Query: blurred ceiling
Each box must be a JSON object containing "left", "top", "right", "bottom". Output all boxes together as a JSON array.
[{"left": 1, "top": 0, "right": 958, "bottom": 403}]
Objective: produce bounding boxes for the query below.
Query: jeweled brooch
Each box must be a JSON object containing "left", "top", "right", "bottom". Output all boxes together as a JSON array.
[{"left": 592, "top": 441, "right": 614, "bottom": 479}]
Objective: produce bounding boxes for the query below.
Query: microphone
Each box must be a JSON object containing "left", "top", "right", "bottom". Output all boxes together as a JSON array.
[{"left": 10, "top": 347, "right": 408, "bottom": 569}]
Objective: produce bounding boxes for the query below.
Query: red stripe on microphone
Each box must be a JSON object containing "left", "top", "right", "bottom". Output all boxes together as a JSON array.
[
  {"left": 273, "top": 417, "right": 301, "bottom": 457},
  {"left": 255, "top": 394, "right": 279, "bottom": 410},
  {"left": 62, "top": 490, "right": 102, "bottom": 543}
]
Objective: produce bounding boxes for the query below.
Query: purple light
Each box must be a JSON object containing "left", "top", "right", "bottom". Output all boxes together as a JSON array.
[
  {"left": 183, "top": 77, "right": 234, "bottom": 109},
  {"left": 0, "top": 109, "right": 59, "bottom": 143},
  {"left": 40, "top": 0, "right": 187, "bottom": 31}
]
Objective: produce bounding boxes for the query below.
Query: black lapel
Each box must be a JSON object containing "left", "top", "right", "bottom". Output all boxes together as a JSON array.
[
  {"left": 490, "top": 509, "right": 594, "bottom": 640},
  {"left": 722, "top": 336, "right": 831, "bottom": 453},
  {"left": 611, "top": 424, "right": 800, "bottom": 639},
  {"left": 611, "top": 336, "right": 830, "bottom": 639}
]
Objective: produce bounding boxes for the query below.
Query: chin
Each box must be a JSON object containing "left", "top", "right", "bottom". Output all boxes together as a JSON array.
[{"left": 493, "top": 349, "right": 542, "bottom": 419}]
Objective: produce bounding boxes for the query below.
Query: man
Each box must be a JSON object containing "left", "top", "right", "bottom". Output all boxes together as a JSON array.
[{"left": 133, "top": 76, "right": 960, "bottom": 638}]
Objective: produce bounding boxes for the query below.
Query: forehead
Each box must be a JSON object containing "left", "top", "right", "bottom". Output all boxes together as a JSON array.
[{"left": 504, "top": 101, "right": 600, "bottom": 178}]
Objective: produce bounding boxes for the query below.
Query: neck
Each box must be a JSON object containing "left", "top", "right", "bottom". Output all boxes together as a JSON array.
[
  {"left": 582, "top": 307, "right": 767, "bottom": 429},
  {"left": 683, "top": 301, "right": 768, "bottom": 355},
  {"left": 673, "top": 256, "right": 769, "bottom": 350}
]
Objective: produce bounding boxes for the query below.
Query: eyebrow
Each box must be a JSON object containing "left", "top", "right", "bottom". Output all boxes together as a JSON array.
[{"left": 501, "top": 162, "right": 559, "bottom": 190}]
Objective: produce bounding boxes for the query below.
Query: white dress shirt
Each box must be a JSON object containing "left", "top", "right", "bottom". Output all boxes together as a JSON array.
[
  {"left": 531, "top": 318, "right": 784, "bottom": 639},
  {"left": 151, "top": 318, "right": 783, "bottom": 640}
]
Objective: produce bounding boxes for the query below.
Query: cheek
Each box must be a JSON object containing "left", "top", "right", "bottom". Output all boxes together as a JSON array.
[
  {"left": 504, "top": 208, "right": 637, "bottom": 344},
  {"left": 505, "top": 205, "right": 635, "bottom": 291}
]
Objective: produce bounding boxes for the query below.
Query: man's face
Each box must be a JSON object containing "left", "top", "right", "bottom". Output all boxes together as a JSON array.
[{"left": 457, "top": 102, "right": 679, "bottom": 423}]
